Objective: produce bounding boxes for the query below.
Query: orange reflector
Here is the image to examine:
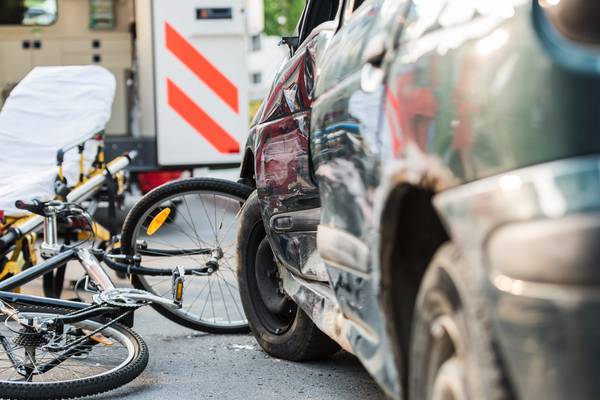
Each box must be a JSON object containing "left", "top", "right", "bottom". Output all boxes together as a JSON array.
[
  {"left": 176, "top": 280, "right": 184, "bottom": 302},
  {"left": 147, "top": 208, "right": 171, "bottom": 236}
]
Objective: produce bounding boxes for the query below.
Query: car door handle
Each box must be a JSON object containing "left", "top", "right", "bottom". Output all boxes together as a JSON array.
[
  {"left": 361, "top": 34, "right": 387, "bottom": 92},
  {"left": 361, "top": 63, "right": 385, "bottom": 93},
  {"left": 362, "top": 34, "right": 387, "bottom": 66}
]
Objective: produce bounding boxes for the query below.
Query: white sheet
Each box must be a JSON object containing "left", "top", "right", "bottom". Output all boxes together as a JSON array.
[{"left": 0, "top": 66, "right": 116, "bottom": 216}]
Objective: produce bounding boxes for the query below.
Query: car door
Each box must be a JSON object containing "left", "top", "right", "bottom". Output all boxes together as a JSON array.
[
  {"left": 310, "top": 0, "right": 408, "bottom": 382},
  {"left": 254, "top": 0, "right": 343, "bottom": 281}
]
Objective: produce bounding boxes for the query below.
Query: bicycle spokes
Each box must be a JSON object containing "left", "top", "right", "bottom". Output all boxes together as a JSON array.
[
  {"left": 0, "top": 311, "right": 135, "bottom": 383},
  {"left": 125, "top": 184, "right": 249, "bottom": 332}
]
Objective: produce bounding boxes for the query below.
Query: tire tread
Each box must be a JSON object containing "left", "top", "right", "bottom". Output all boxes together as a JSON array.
[{"left": 237, "top": 192, "right": 339, "bottom": 362}]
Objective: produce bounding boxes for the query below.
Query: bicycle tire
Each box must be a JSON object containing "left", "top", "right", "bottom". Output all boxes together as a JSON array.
[
  {"left": 121, "top": 178, "right": 252, "bottom": 333},
  {"left": 0, "top": 304, "right": 148, "bottom": 400}
]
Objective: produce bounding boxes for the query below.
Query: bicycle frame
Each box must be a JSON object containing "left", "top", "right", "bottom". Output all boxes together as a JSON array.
[
  {"left": 0, "top": 249, "right": 120, "bottom": 324},
  {"left": 0, "top": 246, "right": 182, "bottom": 306},
  {"left": 0, "top": 200, "right": 216, "bottom": 313},
  {"left": 0, "top": 249, "right": 79, "bottom": 292}
]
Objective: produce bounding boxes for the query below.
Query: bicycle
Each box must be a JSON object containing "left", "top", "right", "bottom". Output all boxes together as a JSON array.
[
  {"left": 113, "top": 177, "right": 252, "bottom": 333},
  {"left": 0, "top": 202, "right": 175, "bottom": 399},
  {"left": 0, "top": 183, "right": 250, "bottom": 399}
]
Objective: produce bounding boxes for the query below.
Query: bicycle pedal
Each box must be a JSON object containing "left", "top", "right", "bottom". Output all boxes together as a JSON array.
[{"left": 172, "top": 266, "right": 185, "bottom": 308}]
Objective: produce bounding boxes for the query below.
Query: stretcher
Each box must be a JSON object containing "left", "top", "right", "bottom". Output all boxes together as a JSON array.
[{"left": 0, "top": 66, "right": 135, "bottom": 292}]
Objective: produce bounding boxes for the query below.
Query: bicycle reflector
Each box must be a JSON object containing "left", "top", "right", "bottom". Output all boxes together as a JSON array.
[
  {"left": 146, "top": 208, "right": 171, "bottom": 236},
  {"left": 172, "top": 266, "right": 185, "bottom": 307},
  {"left": 175, "top": 280, "right": 184, "bottom": 303}
]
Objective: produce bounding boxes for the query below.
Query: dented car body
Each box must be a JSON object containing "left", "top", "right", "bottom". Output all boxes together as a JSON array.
[{"left": 240, "top": 0, "right": 600, "bottom": 399}]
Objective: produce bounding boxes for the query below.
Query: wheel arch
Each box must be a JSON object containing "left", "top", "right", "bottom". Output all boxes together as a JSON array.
[
  {"left": 240, "top": 148, "right": 256, "bottom": 187},
  {"left": 378, "top": 182, "right": 450, "bottom": 393}
]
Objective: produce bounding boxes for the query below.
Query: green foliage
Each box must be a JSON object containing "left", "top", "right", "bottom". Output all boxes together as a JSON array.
[
  {"left": 249, "top": 99, "right": 262, "bottom": 124},
  {"left": 264, "top": 0, "right": 305, "bottom": 37}
]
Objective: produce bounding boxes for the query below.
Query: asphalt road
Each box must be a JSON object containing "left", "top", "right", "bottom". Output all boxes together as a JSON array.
[
  {"left": 89, "top": 307, "right": 386, "bottom": 400},
  {"left": 22, "top": 277, "right": 385, "bottom": 400}
]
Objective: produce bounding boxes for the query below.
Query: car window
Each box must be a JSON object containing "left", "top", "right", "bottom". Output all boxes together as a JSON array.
[
  {"left": 340, "top": 0, "right": 374, "bottom": 30},
  {"left": 353, "top": 0, "right": 367, "bottom": 12},
  {"left": 0, "top": 0, "right": 57, "bottom": 26},
  {"left": 315, "top": 0, "right": 408, "bottom": 97},
  {"left": 299, "top": 0, "right": 341, "bottom": 43},
  {"left": 401, "top": 0, "right": 486, "bottom": 42}
]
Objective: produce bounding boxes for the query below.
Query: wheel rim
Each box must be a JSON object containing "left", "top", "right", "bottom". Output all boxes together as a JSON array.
[
  {"left": 0, "top": 312, "right": 135, "bottom": 384},
  {"left": 129, "top": 189, "right": 247, "bottom": 330},
  {"left": 251, "top": 239, "right": 296, "bottom": 335},
  {"left": 428, "top": 315, "right": 468, "bottom": 400},
  {"left": 431, "top": 358, "right": 467, "bottom": 400}
]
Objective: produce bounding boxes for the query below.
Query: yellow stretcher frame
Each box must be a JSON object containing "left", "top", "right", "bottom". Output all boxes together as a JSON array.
[{"left": 0, "top": 131, "right": 127, "bottom": 289}]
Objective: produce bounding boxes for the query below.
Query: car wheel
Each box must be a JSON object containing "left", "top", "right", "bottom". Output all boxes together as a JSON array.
[
  {"left": 410, "top": 243, "right": 513, "bottom": 400},
  {"left": 237, "top": 192, "right": 339, "bottom": 361}
]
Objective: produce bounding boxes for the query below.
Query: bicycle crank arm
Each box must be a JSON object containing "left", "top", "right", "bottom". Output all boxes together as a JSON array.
[{"left": 93, "top": 287, "right": 184, "bottom": 309}]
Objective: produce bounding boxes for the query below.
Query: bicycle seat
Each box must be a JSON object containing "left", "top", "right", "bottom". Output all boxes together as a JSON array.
[{"left": 0, "top": 66, "right": 116, "bottom": 217}]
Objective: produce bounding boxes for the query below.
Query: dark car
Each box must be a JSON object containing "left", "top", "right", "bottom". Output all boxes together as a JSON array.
[{"left": 238, "top": 1, "right": 600, "bottom": 399}]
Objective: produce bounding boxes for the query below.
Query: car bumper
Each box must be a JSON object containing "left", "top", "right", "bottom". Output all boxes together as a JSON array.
[
  {"left": 493, "top": 281, "right": 600, "bottom": 399},
  {"left": 435, "top": 155, "right": 600, "bottom": 400}
]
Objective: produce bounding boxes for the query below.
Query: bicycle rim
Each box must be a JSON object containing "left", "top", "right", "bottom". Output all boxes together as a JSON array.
[
  {"left": 0, "top": 311, "right": 137, "bottom": 386},
  {"left": 129, "top": 188, "right": 248, "bottom": 331}
]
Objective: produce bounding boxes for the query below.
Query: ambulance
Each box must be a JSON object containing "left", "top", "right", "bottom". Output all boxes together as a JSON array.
[{"left": 0, "top": 0, "right": 264, "bottom": 173}]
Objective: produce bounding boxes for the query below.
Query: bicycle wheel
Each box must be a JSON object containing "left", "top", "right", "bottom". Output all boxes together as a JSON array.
[
  {"left": 121, "top": 178, "right": 252, "bottom": 333},
  {"left": 0, "top": 305, "right": 148, "bottom": 400}
]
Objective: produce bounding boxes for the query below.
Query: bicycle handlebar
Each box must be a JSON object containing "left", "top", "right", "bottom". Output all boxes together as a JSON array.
[
  {"left": 0, "top": 200, "right": 46, "bottom": 252},
  {"left": 14, "top": 200, "right": 46, "bottom": 216}
]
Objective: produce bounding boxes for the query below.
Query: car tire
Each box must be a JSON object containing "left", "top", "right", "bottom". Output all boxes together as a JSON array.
[
  {"left": 237, "top": 192, "right": 340, "bottom": 361},
  {"left": 410, "top": 243, "right": 513, "bottom": 400}
]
